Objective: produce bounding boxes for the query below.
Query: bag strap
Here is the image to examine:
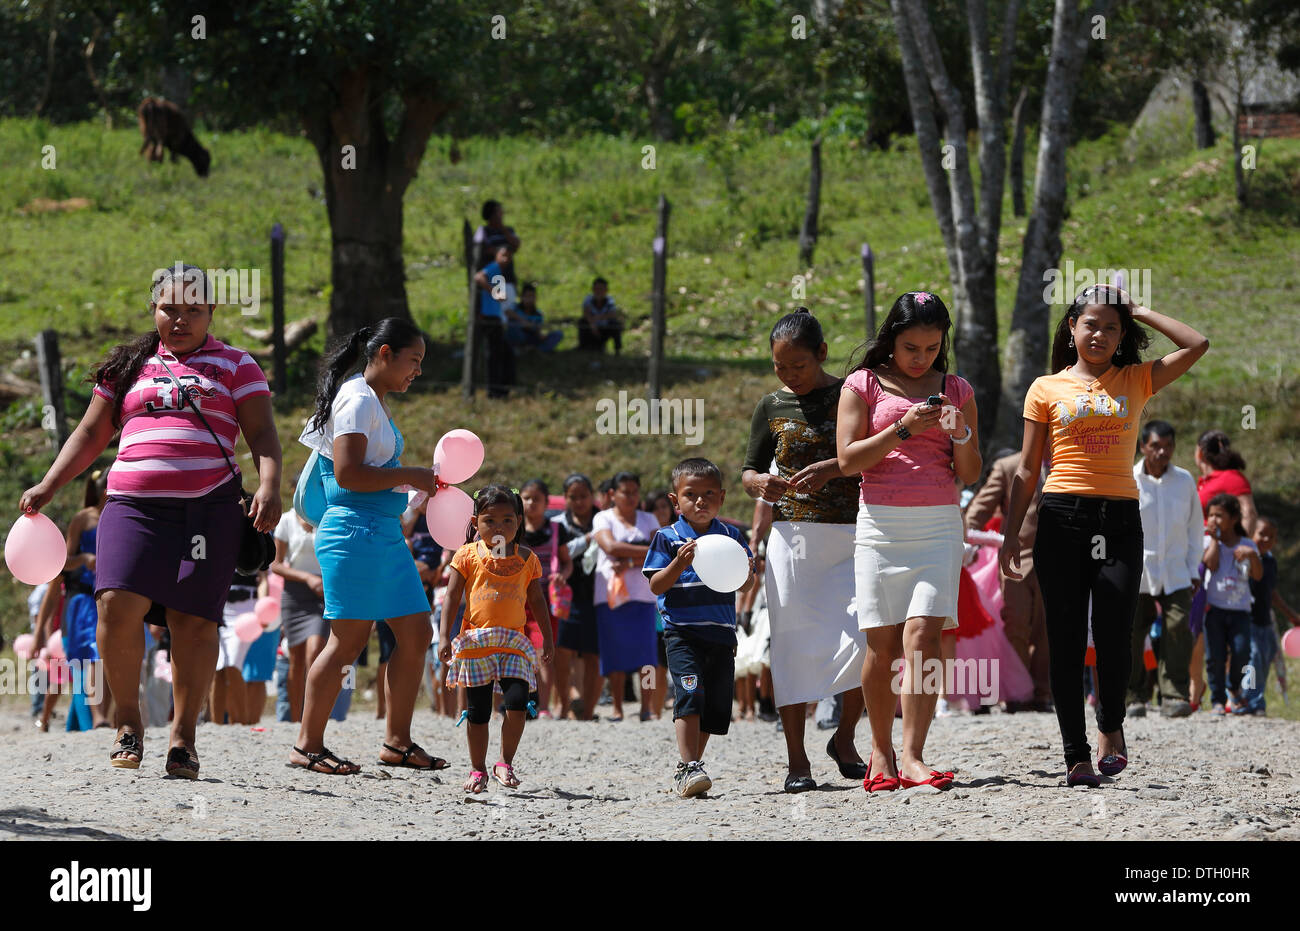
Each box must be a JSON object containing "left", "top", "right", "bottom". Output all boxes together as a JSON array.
[
  {"left": 550, "top": 520, "right": 559, "bottom": 575},
  {"left": 153, "top": 354, "right": 248, "bottom": 500}
]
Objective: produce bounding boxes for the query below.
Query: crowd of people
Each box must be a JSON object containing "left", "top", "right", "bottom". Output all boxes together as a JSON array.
[{"left": 15, "top": 261, "right": 1299, "bottom": 801}]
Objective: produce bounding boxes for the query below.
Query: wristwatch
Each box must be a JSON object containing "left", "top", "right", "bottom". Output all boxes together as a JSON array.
[{"left": 894, "top": 420, "right": 911, "bottom": 441}]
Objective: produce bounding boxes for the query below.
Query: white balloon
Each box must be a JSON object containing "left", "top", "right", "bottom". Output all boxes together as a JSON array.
[{"left": 692, "top": 534, "right": 750, "bottom": 593}]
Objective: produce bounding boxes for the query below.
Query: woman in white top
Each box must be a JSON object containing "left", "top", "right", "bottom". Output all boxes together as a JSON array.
[
  {"left": 592, "top": 471, "right": 661, "bottom": 721},
  {"left": 290, "top": 318, "right": 446, "bottom": 775}
]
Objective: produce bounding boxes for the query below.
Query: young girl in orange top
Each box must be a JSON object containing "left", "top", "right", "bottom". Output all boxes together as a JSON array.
[
  {"left": 439, "top": 485, "right": 555, "bottom": 793},
  {"left": 1000, "top": 284, "right": 1208, "bottom": 787}
]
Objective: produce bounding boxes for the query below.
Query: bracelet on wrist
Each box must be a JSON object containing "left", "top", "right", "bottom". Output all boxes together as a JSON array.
[
  {"left": 951, "top": 425, "right": 973, "bottom": 445},
  {"left": 894, "top": 419, "right": 911, "bottom": 441}
]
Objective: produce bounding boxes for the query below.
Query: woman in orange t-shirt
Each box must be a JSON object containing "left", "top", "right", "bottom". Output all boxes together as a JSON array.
[
  {"left": 999, "top": 284, "right": 1208, "bottom": 787},
  {"left": 439, "top": 485, "right": 555, "bottom": 793}
]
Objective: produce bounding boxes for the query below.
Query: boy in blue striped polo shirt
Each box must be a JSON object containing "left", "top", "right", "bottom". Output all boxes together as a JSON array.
[{"left": 645, "top": 458, "right": 759, "bottom": 798}]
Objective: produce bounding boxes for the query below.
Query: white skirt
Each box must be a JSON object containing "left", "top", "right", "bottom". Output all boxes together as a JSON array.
[
  {"left": 765, "top": 522, "right": 864, "bottom": 707},
  {"left": 854, "top": 502, "right": 962, "bottom": 630}
]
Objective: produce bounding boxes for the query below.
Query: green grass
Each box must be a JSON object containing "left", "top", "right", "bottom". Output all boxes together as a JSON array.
[{"left": 2, "top": 117, "right": 1300, "bottom": 717}]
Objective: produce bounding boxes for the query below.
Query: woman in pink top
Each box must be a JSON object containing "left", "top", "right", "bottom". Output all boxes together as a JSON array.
[
  {"left": 837, "top": 292, "right": 982, "bottom": 792},
  {"left": 20, "top": 265, "right": 282, "bottom": 779}
]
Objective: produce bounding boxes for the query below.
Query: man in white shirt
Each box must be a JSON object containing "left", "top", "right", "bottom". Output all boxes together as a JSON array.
[{"left": 1130, "top": 421, "right": 1204, "bottom": 718}]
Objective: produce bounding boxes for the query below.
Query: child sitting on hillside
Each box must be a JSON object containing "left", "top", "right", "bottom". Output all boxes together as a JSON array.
[
  {"left": 579, "top": 277, "right": 623, "bottom": 354},
  {"left": 506, "top": 282, "right": 563, "bottom": 352}
]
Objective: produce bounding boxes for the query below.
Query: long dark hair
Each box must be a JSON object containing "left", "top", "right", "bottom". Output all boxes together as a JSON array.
[
  {"left": 90, "top": 263, "right": 211, "bottom": 429},
  {"left": 310, "top": 317, "right": 425, "bottom": 433},
  {"left": 1049, "top": 284, "right": 1150, "bottom": 372},
  {"left": 83, "top": 469, "right": 108, "bottom": 509},
  {"left": 469, "top": 483, "right": 525, "bottom": 546},
  {"left": 1198, "top": 429, "right": 1247, "bottom": 472},
  {"left": 846, "top": 291, "right": 952, "bottom": 376}
]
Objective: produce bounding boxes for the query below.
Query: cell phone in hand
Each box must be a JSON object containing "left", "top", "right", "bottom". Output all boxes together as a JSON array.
[{"left": 927, "top": 395, "right": 943, "bottom": 408}]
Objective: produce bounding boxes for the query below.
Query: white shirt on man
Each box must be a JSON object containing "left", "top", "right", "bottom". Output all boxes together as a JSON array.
[{"left": 1133, "top": 461, "right": 1204, "bottom": 596}]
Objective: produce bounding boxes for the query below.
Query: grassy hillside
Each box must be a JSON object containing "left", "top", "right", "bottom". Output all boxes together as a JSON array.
[{"left": 2, "top": 117, "right": 1299, "bottom": 714}]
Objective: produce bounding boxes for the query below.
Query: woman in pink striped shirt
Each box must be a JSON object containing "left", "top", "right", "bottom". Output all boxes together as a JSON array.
[{"left": 20, "top": 264, "right": 282, "bottom": 779}]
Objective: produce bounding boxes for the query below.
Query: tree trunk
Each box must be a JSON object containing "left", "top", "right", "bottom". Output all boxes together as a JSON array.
[
  {"left": 1192, "top": 78, "right": 1216, "bottom": 149},
  {"left": 893, "top": 0, "right": 1014, "bottom": 449},
  {"left": 645, "top": 64, "right": 674, "bottom": 141},
  {"left": 1232, "top": 90, "right": 1247, "bottom": 207},
  {"left": 999, "top": 0, "right": 1107, "bottom": 449},
  {"left": 303, "top": 68, "right": 447, "bottom": 340},
  {"left": 1010, "top": 86, "right": 1028, "bottom": 217}
]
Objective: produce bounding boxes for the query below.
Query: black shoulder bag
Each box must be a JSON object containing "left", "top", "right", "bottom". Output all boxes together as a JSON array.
[{"left": 155, "top": 356, "right": 275, "bottom": 573}]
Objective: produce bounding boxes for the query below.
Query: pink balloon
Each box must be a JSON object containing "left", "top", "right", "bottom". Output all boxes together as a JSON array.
[
  {"left": 233, "top": 612, "right": 262, "bottom": 644},
  {"left": 5, "top": 512, "right": 67, "bottom": 585},
  {"left": 426, "top": 486, "right": 474, "bottom": 550},
  {"left": 254, "top": 596, "right": 279, "bottom": 627},
  {"left": 434, "top": 429, "right": 485, "bottom": 485},
  {"left": 13, "top": 633, "right": 35, "bottom": 659},
  {"left": 46, "top": 631, "right": 65, "bottom": 660},
  {"left": 1283, "top": 627, "right": 1300, "bottom": 659},
  {"left": 267, "top": 572, "right": 285, "bottom": 599},
  {"left": 154, "top": 650, "right": 173, "bottom": 684}
]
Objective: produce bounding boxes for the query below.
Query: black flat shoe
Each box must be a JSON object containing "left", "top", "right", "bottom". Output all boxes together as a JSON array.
[
  {"left": 826, "top": 736, "right": 868, "bottom": 780},
  {"left": 784, "top": 773, "right": 817, "bottom": 793}
]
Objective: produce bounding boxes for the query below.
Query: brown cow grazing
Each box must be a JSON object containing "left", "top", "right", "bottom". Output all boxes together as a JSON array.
[{"left": 137, "top": 97, "right": 211, "bottom": 177}]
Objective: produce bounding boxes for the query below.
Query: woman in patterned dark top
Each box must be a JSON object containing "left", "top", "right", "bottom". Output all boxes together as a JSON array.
[{"left": 742, "top": 307, "right": 867, "bottom": 793}]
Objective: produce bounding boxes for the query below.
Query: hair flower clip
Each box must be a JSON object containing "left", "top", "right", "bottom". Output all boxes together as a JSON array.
[{"left": 914, "top": 291, "right": 932, "bottom": 304}]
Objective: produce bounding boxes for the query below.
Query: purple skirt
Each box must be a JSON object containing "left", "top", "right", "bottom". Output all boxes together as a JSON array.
[{"left": 94, "top": 477, "right": 244, "bottom": 625}]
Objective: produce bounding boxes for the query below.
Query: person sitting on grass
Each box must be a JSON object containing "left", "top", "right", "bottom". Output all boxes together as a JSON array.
[
  {"left": 644, "top": 457, "right": 759, "bottom": 799},
  {"left": 506, "top": 282, "right": 563, "bottom": 352},
  {"left": 579, "top": 277, "right": 622, "bottom": 354}
]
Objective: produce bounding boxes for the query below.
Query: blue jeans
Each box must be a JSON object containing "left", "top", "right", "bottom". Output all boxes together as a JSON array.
[
  {"left": 275, "top": 651, "right": 291, "bottom": 722},
  {"left": 1204, "top": 607, "right": 1251, "bottom": 706},
  {"left": 1241, "top": 624, "right": 1278, "bottom": 713}
]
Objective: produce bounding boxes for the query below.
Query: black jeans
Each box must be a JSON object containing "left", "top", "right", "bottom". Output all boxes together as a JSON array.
[{"left": 1033, "top": 493, "right": 1143, "bottom": 768}]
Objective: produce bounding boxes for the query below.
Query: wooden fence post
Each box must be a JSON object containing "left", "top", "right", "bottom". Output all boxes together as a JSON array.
[
  {"left": 648, "top": 195, "right": 671, "bottom": 401},
  {"left": 861, "top": 243, "right": 876, "bottom": 339},
  {"left": 270, "top": 223, "right": 286, "bottom": 395},
  {"left": 461, "top": 219, "right": 483, "bottom": 399},
  {"left": 35, "top": 330, "right": 68, "bottom": 450},
  {"left": 798, "top": 138, "right": 822, "bottom": 267}
]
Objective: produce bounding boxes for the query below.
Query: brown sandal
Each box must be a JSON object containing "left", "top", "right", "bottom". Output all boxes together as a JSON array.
[
  {"left": 165, "top": 746, "right": 200, "bottom": 779},
  {"left": 110, "top": 732, "right": 142, "bottom": 769}
]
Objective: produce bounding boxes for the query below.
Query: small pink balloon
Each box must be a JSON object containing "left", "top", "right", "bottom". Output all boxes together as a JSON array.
[
  {"left": 267, "top": 572, "right": 285, "bottom": 599},
  {"left": 46, "top": 631, "right": 65, "bottom": 660},
  {"left": 5, "top": 512, "right": 67, "bottom": 585},
  {"left": 1283, "top": 627, "right": 1300, "bottom": 659},
  {"left": 254, "top": 596, "right": 279, "bottom": 627},
  {"left": 13, "top": 633, "right": 35, "bottom": 659},
  {"left": 233, "top": 612, "right": 262, "bottom": 644},
  {"left": 426, "top": 486, "right": 474, "bottom": 550},
  {"left": 433, "top": 429, "right": 485, "bottom": 485}
]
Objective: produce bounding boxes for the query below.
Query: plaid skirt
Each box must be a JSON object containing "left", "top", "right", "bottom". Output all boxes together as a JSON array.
[{"left": 445, "top": 626, "right": 537, "bottom": 691}]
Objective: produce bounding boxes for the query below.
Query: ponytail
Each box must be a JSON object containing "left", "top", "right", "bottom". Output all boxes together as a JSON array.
[
  {"left": 1197, "top": 429, "right": 1247, "bottom": 473},
  {"left": 90, "top": 330, "right": 162, "bottom": 429},
  {"left": 309, "top": 317, "right": 424, "bottom": 434},
  {"left": 311, "top": 328, "right": 370, "bottom": 434}
]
